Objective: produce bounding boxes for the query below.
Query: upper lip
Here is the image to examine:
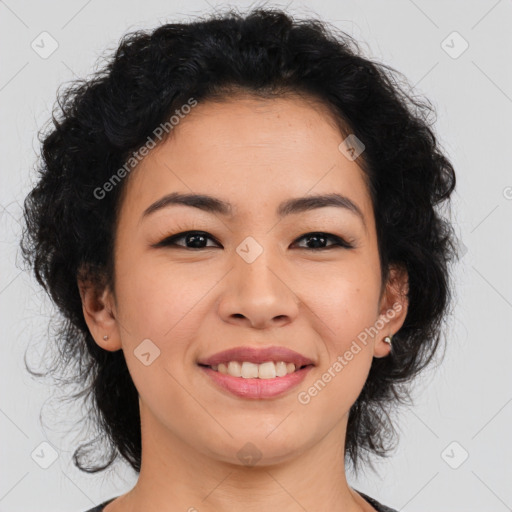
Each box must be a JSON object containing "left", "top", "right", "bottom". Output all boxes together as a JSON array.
[{"left": 197, "top": 346, "right": 315, "bottom": 368}]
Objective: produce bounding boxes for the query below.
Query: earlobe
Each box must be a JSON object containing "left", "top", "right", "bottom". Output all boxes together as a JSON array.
[
  {"left": 77, "top": 277, "right": 122, "bottom": 351},
  {"left": 374, "top": 264, "right": 409, "bottom": 358}
]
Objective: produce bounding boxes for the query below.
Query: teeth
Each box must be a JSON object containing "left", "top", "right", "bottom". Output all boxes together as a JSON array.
[
  {"left": 211, "top": 361, "right": 298, "bottom": 378},
  {"left": 256, "top": 361, "right": 275, "bottom": 379},
  {"left": 228, "top": 361, "right": 242, "bottom": 377},
  {"left": 275, "top": 361, "right": 287, "bottom": 377}
]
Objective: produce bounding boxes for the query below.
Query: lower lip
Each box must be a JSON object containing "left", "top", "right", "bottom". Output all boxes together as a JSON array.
[{"left": 199, "top": 365, "right": 313, "bottom": 399}]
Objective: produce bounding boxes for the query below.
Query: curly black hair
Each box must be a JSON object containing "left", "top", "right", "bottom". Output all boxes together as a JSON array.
[{"left": 20, "top": 6, "right": 459, "bottom": 477}]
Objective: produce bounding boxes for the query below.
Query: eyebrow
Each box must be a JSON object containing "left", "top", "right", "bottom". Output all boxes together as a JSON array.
[{"left": 141, "top": 192, "right": 366, "bottom": 227}]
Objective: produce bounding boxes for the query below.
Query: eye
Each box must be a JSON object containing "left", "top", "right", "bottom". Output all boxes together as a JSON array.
[
  {"left": 152, "top": 231, "right": 221, "bottom": 249},
  {"left": 292, "top": 232, "right": 354, "bottom": 250},
  {"left": 152, "top": 230, "right": 353, "bottom": 251}
]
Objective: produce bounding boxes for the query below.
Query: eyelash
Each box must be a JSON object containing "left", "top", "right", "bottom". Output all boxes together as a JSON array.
[{"left": 152, "top": 230, "right": 354, "bottom": 251}]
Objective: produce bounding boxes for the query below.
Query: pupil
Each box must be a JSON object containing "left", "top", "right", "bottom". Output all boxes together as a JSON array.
[
  {"left": 308, "top": 235, "right": 325, "bottom": 248},
  {"left": 187, "top": 234, "right": 206, "bottom": 248}
]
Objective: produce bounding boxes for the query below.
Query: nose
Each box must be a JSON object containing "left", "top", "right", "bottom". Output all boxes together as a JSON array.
[{"left": 217, "top": 251, "right": 300, "bottom": 330}]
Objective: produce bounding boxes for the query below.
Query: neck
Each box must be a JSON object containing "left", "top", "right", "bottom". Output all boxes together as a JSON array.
[{"left": 117, "top": 402, "right": 369, "bottom": 512}]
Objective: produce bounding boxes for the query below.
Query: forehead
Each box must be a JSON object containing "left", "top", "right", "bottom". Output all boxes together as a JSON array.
[
  {"left": 164, "top": 94, "right": 347, "bottom": 156},
  {"left": 120, "top": 95, "right": 373, "bottom": 225}
]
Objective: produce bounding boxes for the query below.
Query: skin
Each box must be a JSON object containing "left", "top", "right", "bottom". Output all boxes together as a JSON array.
[{"left": 79, "top": 94, "right": 409, "bottom": 512}]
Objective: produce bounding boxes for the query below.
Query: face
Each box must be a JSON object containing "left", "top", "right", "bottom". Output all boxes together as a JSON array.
[{"left": 84, "top": 94, "right": 408, "bottom": 468}]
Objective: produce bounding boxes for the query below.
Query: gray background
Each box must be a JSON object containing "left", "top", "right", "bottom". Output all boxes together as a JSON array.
[{"left": 1, "top": 0, "right": 511, "bottom": 511}]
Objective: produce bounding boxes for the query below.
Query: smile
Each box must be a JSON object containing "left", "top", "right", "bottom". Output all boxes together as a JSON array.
[
  {"left": 204, "top": 360, "right": 308, "bottom": 379},
  {"left": 198, "top": 363, "right": 314, "bottom": 399}
]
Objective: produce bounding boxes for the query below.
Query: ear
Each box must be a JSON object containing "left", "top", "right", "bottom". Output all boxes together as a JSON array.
[
  {"left": 373, "top": 263, "right": 409, "bottom": 358},
  {"left": 77, "top": 274, "right": 122, "bottom": 352}
]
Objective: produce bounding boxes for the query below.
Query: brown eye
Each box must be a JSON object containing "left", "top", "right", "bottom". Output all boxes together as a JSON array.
[
  {"left": 152, "top": 231, "right": 221, "bottom": 249},
  {"left": 292, "top": 232, "right": 354, "bottom": 250}
]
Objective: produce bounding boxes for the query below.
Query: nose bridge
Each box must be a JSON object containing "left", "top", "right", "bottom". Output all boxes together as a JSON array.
[
  {"left": 219, "top": 235, "right": 299, "bottom": 328},
  {"left": 235, "top": 237, "right": 285, "bottom": 298}
]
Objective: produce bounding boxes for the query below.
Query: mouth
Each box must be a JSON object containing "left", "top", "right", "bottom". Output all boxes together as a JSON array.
[
  {"left": 196, "top": 346, "right": 315, "bottom": 399},
  {"left": 197, "top": 345, "right": 315, "bottom": 370},
  {"left": 197, "top": 361, "right": 314, "bottom": 379},
  {"left": 197, "top": 362, "right": 314, "bottom": 399}
]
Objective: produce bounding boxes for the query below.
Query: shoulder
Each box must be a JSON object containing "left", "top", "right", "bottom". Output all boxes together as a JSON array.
[
  {"left": 356, "top": 490, "right": 399, "bottom": 512},
  {"left": 81, "top": 497, "right": 118, "bottom": 512}
]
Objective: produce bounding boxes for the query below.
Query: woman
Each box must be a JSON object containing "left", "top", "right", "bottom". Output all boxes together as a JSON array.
[{"left": 21, "top": 7, "right": 458, "bottom": 512}]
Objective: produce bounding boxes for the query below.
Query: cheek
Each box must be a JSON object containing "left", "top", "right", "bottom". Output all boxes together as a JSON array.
[
  {"left": 114, "top": 261, "right": 202, "bottom": 406},
  {"left": 113, "top": 257, "right": 221, "bottom": 394},
  {"left": 311, "top": 268, "right": 381, "bottom": 346},
  {"left": 114, "top": 255, "right": 206, "bottom": 338},
  {"left": 312, "top": 266, "right": 380, "bottom": 402}
]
